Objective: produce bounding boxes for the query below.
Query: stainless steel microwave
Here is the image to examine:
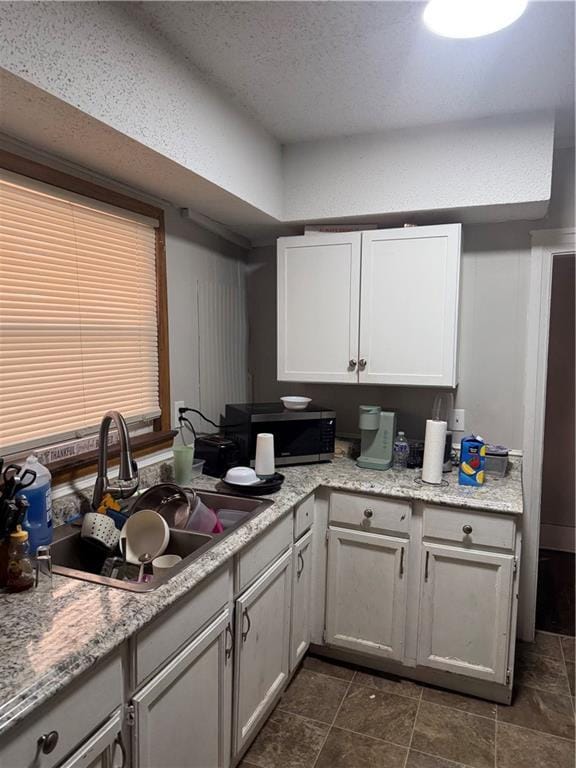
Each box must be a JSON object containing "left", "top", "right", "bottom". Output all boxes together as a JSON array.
[{"left": 223, "top": 402, "right": 336, "bottom": 467}]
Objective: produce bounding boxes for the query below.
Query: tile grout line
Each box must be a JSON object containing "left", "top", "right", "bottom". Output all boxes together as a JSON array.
[
  {"left": 310, "top": 677, "right": 354, "bottom": 768},
  {"left": 402, "top": 681, "right": 423, "bottom": 768},
  {"left": 494, "top": 718, "right": 576, "bottom": 744}
]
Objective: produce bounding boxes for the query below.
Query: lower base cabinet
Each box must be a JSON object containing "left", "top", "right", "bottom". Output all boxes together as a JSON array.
[
  {"left": 417, "top": 543, "right": 515, "bottom": 684},
  {"left": 325, "top": 527, "right": 408, "bottom": 661},
  {"left": 131, "top": 608, "right": 233, "bottom": 768},
  {"left": 233, "top": 548, "right": 292, "bottom": 758},
  {"left": 59, "top": 711, "right": 125, "bottom": 768},
  {"left": 290, "top": 529, "right": 314, "bottom": 670}
]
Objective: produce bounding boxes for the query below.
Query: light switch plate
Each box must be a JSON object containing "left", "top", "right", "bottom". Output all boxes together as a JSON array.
[{"left": 451, "top": 409, "right": 466, "bottom": 432}]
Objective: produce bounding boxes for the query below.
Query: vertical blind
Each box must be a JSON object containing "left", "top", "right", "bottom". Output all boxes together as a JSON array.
[{"left": 0, "top": 170, "right": 160, "bottom": 454}]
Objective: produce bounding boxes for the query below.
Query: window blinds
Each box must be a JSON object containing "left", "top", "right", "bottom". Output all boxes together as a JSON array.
[{"left": 0, "top": 170, "right": 161, "bottom": 454}]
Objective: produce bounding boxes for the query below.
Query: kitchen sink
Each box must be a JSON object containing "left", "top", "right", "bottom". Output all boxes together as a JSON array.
[{"left": 51, "top": 490, "right": 273, "bottom": 592}]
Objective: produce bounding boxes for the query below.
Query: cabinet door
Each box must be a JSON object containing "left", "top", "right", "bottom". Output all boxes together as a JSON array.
[
  {"left": 234, "top": 548, "right": 292, "bottom": 755},
  {"left": 359, "top": 224, "right": 461, "bottom": 386},
  {"left": 59, "top": 711, "right": 125, "bottom": 768},
  {"left": 133, "top": 608, "right": 233, "bottom": 768},
  {"left": 325, "top": 527, "right": 408, "bottom": 661},
  {"left": 277, "top": 233, "right": 361, "bottom": 382},
  {"left": 290, "top": 529, "right": 314, "bottom": 670},
  {"left": 417, "top": 543, "right": 514, "bottom": 683}
]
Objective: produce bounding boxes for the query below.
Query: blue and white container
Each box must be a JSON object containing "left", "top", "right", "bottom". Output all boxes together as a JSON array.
[{"left": 17, "top": 454, "right": 52, "bottom": 554}]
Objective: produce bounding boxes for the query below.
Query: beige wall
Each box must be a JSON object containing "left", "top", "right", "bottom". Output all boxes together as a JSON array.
[{"left": 247, "top": 148, "right": 575, "bottom": 451}]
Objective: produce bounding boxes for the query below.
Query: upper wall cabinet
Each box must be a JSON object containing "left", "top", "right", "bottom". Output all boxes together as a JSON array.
[
  {"left": 277, "top": 224, "right": 461, "bottom": 387},
  {"left": 277, "top": 232, "right": 361, "bottom": 383}
]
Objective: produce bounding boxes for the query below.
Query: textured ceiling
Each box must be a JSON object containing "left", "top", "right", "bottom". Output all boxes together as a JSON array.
[{"left": 128, "top": 1, "right": 575, "bottom": 143}]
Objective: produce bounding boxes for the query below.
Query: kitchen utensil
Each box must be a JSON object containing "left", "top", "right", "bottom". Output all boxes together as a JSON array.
[
  {"left": 129, "top": 484, "right": 193, "bottom": 529},
  {"left": 255, "top": 433, "right": 275, "bottom": 477},
  {"left": 185, "top": 493, "right": 220, "bottom": 533},
  {"left": 1, "top": 463, "right": 37, "bottom": 501},
  {"left": 81, "top": 512, "right": 121, "bottom": 551},
  {"left": 220, "top": 472, "right": 284, "bottom": 495},
  {"left": 152, "top": 554, "right": 182, "bottom": 576},
  {"left": 121, "top": 509, "right": 169, "bottom": 565},
  {"left": 280, "top": 396, "right": 312, "bottom": 411},
  {"left": 224, "top": 467, "right": 260, "bottom": 485},
  {"left": 217, "top": 509, "right": 250, "bottom": 530},
  {"left": 138, "top": 552, "right": 151, "bottom": 582}
]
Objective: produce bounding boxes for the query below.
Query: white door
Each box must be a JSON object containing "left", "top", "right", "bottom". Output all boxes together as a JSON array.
[
  {"left": 59, "top": 711, "right": 124, "bottom": 768},
  {"left": 359, "top": 224, "right": 461, "bottom": 386},
  {"left": 290, "top": 529, "right": 314, "bottom": 670},
  {"left": 325, "top": 527, "right": 408, "bottom": 661},
  {"left": 417, "top": 543, "right": 514, "bottom": 683},
  {"left": 234, "top": 548, "right": 292, "bottom": 755},
  {"left": 277, "top": 233, "right": 361, "bottom": 382},
  {"left": 132, "top": 608, "right": 233, "bottom": 768}
]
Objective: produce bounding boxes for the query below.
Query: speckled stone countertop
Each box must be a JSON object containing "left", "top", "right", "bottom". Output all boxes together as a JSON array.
[{"left": 0, "top": 458, "right": 522, "bottom": 738}]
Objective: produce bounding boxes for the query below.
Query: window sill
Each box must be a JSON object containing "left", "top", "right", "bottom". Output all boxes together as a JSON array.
[{"left": 48, "top": 430, "right": 177, "bottom": 484}]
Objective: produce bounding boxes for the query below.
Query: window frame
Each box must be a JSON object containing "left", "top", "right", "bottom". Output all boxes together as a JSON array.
[{"left": 0, "top": 150, "right": 175, "bottom": 482}]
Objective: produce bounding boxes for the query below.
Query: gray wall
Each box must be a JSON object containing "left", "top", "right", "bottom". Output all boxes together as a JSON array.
[{"left": 247, "top": 148, "right": 575, "bottom": 451}]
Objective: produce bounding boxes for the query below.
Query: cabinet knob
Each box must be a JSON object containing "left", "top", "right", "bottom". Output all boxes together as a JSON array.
[
  {"left": 462, "top": 524, "right": 473, "bottom": 535},
  {"left": 349, "top": 359, "right": 357, "bottom": 369},
  {"left": 364, "top": 509, "right": 374, "bottom": 519},
  {"left": 359, "top": 358, "right": 367, "bottom": 369},
  {"left": 38, "top": 731, "right": 59, "bottom": 755}
]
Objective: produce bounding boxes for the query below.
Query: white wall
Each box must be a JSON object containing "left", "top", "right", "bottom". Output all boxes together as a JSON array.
[
  {"left": 0, "top": 2, "right": 283, "bottom": 219},
  {"left": 283, "top": 112, "right": 554, "bottom": 223},
  {"left": 165, "top": 207, "right": 248, "bottom": 436},
  {"left": 248, "top": 147, "right": 574, "bottom": 451}
]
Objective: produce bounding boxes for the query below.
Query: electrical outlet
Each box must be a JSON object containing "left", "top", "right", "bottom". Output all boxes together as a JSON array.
[
  {"left": 173, "top": 400, "right": 185, "bottom": 427},
  {"left": 451, "top": 409, "right": 466, "bottom": 432}
]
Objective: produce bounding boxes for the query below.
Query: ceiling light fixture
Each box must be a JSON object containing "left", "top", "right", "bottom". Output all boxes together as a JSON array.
[{"left": 423, "top": 0, "right": 528, "bottom": 39}]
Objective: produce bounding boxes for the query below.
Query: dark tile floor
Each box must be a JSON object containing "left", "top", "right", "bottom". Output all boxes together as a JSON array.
[{"left": 241, "top": 632, "right": 575, "bottom": 768}]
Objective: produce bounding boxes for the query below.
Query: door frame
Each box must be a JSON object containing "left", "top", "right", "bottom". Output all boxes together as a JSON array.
[{"left": 519, "top": 227, "right": 575, "bottom": 641}]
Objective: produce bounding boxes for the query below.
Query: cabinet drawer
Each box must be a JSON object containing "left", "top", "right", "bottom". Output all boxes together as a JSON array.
[
  {"left": 236, "top": 514, "right": 292, "bottom": 593},
  {"left": 422, "top": 505, "right": 516, "bottom": 550},
  {"left": 329, "top": 492, "right": 410, "bottom": 535},
  {"left": 294, "top": 495, "right": 314, "bottom": 540},
  {"left": 136, "top": 564, "right": 232, "bottom": 686},
  {"left": 0, "top": 651, "right": 122, "bottom": 768}
]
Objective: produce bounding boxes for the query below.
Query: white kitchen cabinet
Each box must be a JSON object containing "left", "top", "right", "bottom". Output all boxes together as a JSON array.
[
  {"left": 59, "top": 711, "right": 125, "bottom": 768},
  {"left": 132, "top": 608, "right": 233, "bottom": 768},
  {"left": 233, "top": 548, "right": 292, "bottom": 756},
  {"left": 277, "top": 232, "right": 361, "bottom": 383},
  {"left": 359, "top": 225, "right": 461, "bottom": 386},
  {"left": 325, "top": 527, "right": 408, "bottom": 661},
  {"left": 417, "top": 543, "right": 515, "bottom": 683},
  {"left": 277, "top": 224, "right": 461, "bottom": 386},
  {"left": 290, "top": 528, "right": 314, "bottom": 670}
]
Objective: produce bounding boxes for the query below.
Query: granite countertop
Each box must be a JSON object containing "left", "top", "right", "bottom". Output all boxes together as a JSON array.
[{"left": 0, "top": 458, "right": 523, "bottom": 738}]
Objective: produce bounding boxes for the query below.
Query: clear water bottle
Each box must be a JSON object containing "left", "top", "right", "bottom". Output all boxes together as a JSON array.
[{"left": 393, "top": 432, "right": 409, "bottom": 470}]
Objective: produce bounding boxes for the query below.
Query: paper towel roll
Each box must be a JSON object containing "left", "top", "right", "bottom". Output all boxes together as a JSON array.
[
  {"left": 255, "top": 433, "right": 275, "bottom": 477},
  {"left": 422, "top": 420, "right": 447, "bottom": 484}
]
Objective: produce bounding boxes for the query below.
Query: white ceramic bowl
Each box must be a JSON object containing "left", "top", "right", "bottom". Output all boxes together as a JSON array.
[
  {"left": 281, "top": 396, "right": 312, "bottom": 411},
  {"left": 152, "top": 554, "right": 182, "bottom": 576},
  {"left": 121, "top": 509, "right": 169, "bottom": 565},
  {"left": 81, "top": 512, "right": 120, "bottom": 550},
  {"left": 224, "top": 466, "right": 260, "bottom": 486}
]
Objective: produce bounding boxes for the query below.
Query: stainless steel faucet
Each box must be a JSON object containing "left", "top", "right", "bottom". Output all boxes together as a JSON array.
[{"left": 92, "top": 411, "right": 139, "bottom": 510}]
